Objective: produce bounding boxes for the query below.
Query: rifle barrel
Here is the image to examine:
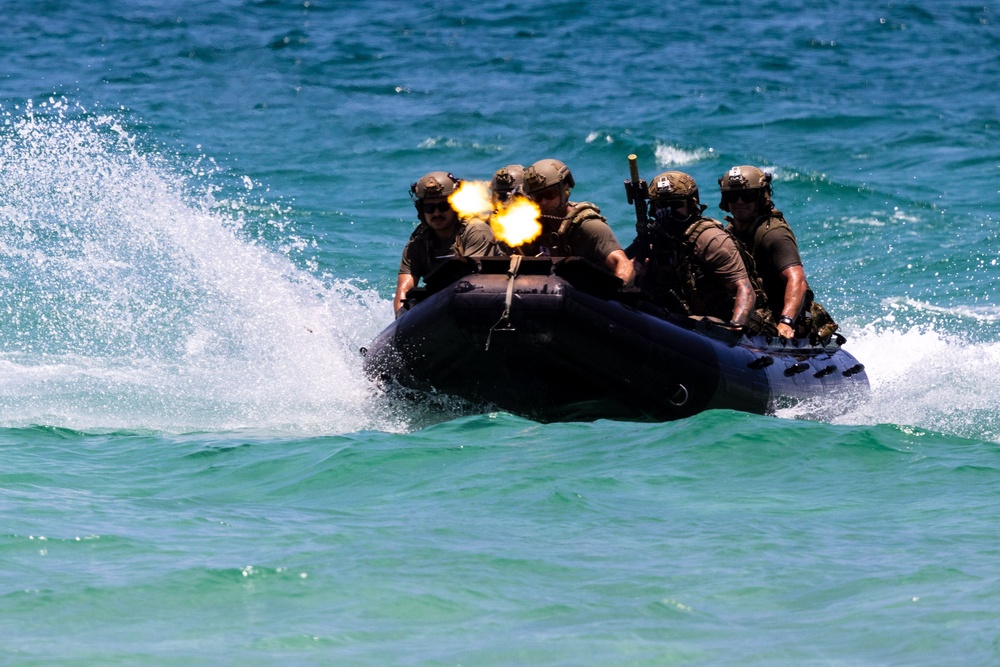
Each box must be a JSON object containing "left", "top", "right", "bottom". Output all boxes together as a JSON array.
[{"left": 628, "top": 154, "right": 641, "bottom": 186}]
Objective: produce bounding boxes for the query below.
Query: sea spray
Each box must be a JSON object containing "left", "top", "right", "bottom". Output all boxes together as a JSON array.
[
  {"left": 0, "top": 102, "right": 396, "bottom": 434},
  {"left": 770, "top": 322, "right": 1000, "bottom": 442}
]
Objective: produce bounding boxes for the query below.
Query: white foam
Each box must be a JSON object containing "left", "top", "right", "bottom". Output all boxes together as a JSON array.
[
  {"left": 886, "top": 298, "right": 1000, "bottom": 323},
  {"left": 0, "top": 102, "right": 400, "bottom": 434},
  {"left": 585, "top": 132, "right": 614, "bottom": 144},
  {"left": 653, "top": 143, "right": 713, "bottom": 167},
  {"left": 831, "top": 324, "right": 1000, "bottom": 441}
]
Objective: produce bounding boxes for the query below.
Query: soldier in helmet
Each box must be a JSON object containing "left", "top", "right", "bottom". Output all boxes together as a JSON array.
[
  {"left": 393, "top": 171, "right": 496, "bottom": 315},
  {"left": 629, "top": 171, "right": 774, "bottom": 334},
  {"left": 490, "top": 164, "right": 524, "bottom": 208},
  {"left": 514, "top": 158, "right": 634, "bottom": 286},
  {"left": 719, "top": 165, "right": 837, "bottom": 339}
]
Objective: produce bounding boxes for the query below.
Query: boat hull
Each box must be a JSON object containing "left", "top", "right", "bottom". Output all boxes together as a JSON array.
[{"left": 363, "top": 258, "right": 868, "bottom": 422}]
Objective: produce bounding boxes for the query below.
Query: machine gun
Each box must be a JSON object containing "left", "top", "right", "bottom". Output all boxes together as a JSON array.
[{"left": 623, "top": 153, "right": 651, "bottom": 261}]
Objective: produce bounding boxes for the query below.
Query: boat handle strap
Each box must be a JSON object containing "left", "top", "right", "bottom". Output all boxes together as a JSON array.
[{"left": 485, "top": 255, "right": 523, "bottom": 351}]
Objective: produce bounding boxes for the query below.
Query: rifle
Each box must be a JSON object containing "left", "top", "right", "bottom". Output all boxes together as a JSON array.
[{"left": 623, "top": 153, "right": 651, "bottom": 261}]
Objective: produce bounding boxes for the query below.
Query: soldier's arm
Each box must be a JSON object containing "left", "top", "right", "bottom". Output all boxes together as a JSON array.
[
  {"left": 605, "top": 249, "right": 635, "bottom": 287},
  {"left": 393, "top": 273, "right": 416, "bottom": 316},
  {"left": 728, "top": 275, "right": 755, "bottom": 328},
  {"left": 776, "top": 264, "right": 808, "bottom": 337},
  {"left": 702, "top": 230, "right": 755, "bottom": 328}
]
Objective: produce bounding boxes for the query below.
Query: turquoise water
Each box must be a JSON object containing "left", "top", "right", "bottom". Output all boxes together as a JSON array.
[{"left": 2, "top": 1, "right": 1000, "bottom": 664}]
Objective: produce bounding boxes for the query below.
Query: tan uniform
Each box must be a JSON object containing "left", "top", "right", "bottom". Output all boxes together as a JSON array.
[
  {"left": 499, "top": 202, "right": 622, "bottom": 266},
  {"left": 727, "top": 213, "right": 802, "bottom": 321},
  {"left": 641, "top": 218, "right": 744, "bottom": 318},
  {"left": 727, "top": 212, "right": 838, "bottom": 339},
  {"left": 399, "top": 219, "right": 495, "bottom": 282}
]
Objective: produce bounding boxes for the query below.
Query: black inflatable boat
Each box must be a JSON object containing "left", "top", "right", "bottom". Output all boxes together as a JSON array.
[{"left": 362, "top": 256, "right": 868, "bottom": 422}]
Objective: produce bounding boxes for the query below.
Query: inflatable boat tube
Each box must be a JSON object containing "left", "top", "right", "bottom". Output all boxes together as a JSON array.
[{"left": 363, "top": 256, "right": 868, "bottom": 422}]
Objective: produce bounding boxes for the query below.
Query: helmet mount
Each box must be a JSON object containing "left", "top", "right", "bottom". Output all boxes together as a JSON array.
[{"left": 410, "top": 171, "right": 461, "bottom": 203}]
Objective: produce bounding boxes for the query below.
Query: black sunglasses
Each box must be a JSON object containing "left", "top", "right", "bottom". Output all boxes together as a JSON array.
[
  {"left": 528, "top": 184, "right": 563, "bottom": 201},
  {"left": 421, "top": 201, "right": 452, "bottom": 214},
  {"left": 652, "top": 198, "right": 687, "bottom": 211},
  {"left": 722, "top": 189, "right": 761, "bottom": 204}
]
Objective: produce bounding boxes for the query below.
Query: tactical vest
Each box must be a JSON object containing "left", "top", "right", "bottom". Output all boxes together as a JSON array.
[
  {"left": 725, "top": 231, "right": 773, "bottom": 325},
  {"left": 648, "top": 217, "right": 775, "bottom": 335},
  {"left": 750, "top": 212, "right": 785, "bottom": 255},
  {"left": 728, "top": 213, "right": 838, "bottom": 341},
  {"left": 550, "top": 202, "right": 606, "bottom": 255},
  {"left": 408, "top": 220, "right": 469, "bottom": 274},
  {"left": 502, "top": 202, "right": 607, "bottom": 257}
]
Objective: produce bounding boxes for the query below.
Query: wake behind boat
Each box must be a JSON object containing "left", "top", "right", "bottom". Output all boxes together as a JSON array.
[{"left": 362, "top": 256, "right": 869, "bottom": 422}]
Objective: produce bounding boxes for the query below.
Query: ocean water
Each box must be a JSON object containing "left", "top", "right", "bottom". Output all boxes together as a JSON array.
[{"left": 2, "top": 1, "right": 999, "bottom": 664}]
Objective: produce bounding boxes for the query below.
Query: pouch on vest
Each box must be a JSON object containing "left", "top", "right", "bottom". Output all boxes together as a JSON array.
[{"left": 796, "top": 289, "right": 839, "bottom": 341}]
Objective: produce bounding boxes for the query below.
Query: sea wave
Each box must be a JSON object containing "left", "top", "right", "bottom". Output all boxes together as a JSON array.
[
  {"left": 829, "top": 324, "right": 1000, "bottom": 442},
  {"left": 0, "top": 104, "right": 392, "bottom": 434},
  {"left": 653, "top": 142, "right": 715, "bottom": 167}
]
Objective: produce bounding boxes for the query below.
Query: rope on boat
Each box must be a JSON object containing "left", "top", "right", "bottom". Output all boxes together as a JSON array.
[{"left": 485, "top": 254, "right": 523, "bottom": 351}]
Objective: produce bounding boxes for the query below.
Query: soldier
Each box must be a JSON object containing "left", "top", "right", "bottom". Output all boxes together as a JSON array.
[
  {"left": 719, "top": 165, "right": 837, "bottom": 339},
  {"left": 630, "top": 171, "right": 774, "bottom": 335},
  {"left": 512, "top": 158, "right": 634, "bottom": 286},
  {"left": 490, "top": 164, "right": 524, "bottom": 207},
  {"left": 393, "top": 171, "right": 495, "bottom": 315}
]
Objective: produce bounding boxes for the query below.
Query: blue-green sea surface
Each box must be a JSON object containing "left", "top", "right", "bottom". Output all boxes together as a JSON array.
[{"left": 2, "top": 1, "right": 999, "bottom": 664}]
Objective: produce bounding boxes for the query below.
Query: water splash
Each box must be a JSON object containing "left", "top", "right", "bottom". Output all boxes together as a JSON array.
[
  {"left": 653, "top": 142, "right": 714, "bottom": 167},
  {"left": 0, "top": 101, "right": 398, "bottom": 434},
  {"left": 820, "top": 324, "right": 1000, "bottom": 442}
]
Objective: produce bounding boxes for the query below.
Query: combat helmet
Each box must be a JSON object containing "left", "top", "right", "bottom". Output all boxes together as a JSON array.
[
  {"left": 648, "top": 171, "right": 705, "bottom": 213},
  {"left": 409, "top": 171, "right": 461, "bottom": 217},
  {"left": 718, "top": 165, "right": 772, "bottom": 212},
  {"left": 491, "top": 164, "right": 524, "bottom": 202},
  {"left": 410, "top": 171, "right": 461, "bottom": 201},
  {"left": 523, "top": 159, "right": 575, "bottom": 195}
]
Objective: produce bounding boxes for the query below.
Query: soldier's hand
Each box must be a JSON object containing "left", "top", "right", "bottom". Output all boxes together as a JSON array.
[
  {"left": 631, "top": 257, "right": 647, "bottom": 281},
  {"left": 654, "top": 207, "right": 673, "bottom": 226}
]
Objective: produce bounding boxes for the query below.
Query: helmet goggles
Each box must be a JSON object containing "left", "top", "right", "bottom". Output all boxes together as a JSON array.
[{"left": 721, "top": 188, "right": 762, "bottom": 205}]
